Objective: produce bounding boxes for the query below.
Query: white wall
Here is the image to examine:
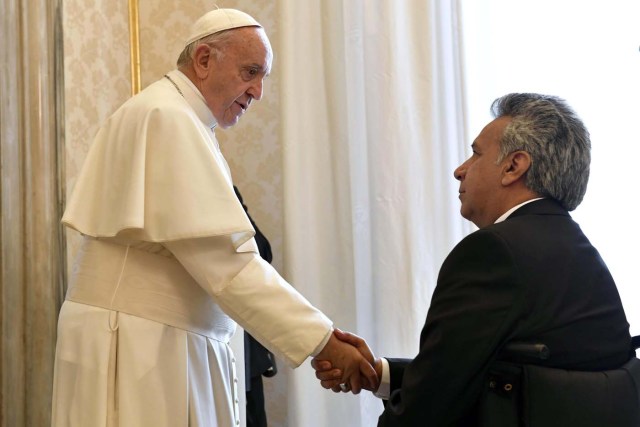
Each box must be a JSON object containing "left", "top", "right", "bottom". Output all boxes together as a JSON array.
[{"left": 461, "top": 0, "right": 640, "bottom": 335}]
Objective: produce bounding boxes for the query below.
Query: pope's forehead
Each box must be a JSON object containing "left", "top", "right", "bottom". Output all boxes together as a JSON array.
[
  {"left": 229, "top": 27, "right": 273, "bottom": 63},
  {"left": 231, "top": 27, "right": 271, "bottom": 49}
]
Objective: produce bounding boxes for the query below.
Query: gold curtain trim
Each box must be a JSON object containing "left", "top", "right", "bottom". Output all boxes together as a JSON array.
[{"left": 128, "top": 0, "right": 141, "bottom": 95}]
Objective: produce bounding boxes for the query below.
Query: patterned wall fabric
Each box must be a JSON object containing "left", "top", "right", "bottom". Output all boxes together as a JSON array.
[{"left": 63, "top": 0, "right": 132, "bottom": 260}]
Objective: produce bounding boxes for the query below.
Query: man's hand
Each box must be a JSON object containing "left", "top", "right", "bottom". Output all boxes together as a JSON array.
[
  {"left": 312, "top": 329, "right": 382, "bottom": 393},
  {"left": 313, "top": 329, "right": 379, "bottom": 394}
]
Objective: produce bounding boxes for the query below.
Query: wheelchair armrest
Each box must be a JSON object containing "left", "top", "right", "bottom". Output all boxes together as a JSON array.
[
  {"left": 499, "top": 335, "right": 638, "bottom": 362},
  {"left": 500, "top": 342, "right": 550, "bottom": 361}
]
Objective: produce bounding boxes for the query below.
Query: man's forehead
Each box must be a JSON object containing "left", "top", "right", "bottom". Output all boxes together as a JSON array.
[
  {"left": 478, "top": 116, "right": 510, "bottom": 142},
  {"left": 221, "top": 27, "right": 272, "bottom": 76},
  {"left": 232, "top": 28, "right": 271, "bottom": 55}
]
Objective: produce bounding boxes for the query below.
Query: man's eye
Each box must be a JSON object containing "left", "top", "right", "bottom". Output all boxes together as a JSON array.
[{"left": 242, "top": 68, "right": 258, "bottom": 79}]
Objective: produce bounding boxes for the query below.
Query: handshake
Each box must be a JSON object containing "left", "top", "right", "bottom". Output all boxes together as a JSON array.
[{"left": 312, "top": 328, "right": 383, "bottom": 394}]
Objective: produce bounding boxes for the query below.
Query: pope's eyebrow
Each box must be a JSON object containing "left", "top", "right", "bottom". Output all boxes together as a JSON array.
[{"left": 247, "top": 63, "right": 268, "bottom": 72}]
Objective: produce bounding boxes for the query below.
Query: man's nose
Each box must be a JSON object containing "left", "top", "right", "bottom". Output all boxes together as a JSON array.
[
  {"left": 248, "top": 78, "right": 264, "bottom": 101},
  {"left": 453, "top": 164, "right": 465, "bottom": 181}
]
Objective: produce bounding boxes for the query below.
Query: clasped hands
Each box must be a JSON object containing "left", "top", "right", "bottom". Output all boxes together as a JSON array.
[{"left": 312, "top": 328, "right": 382, "bottom": 394}]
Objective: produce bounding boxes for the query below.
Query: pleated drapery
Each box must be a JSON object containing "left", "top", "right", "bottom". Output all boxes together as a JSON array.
[
  {"left": 0, "top": 0, "right": 66, "bottom": 425},
  {"left": 277, "top": 1, "right": 473, "bottom": 425}
]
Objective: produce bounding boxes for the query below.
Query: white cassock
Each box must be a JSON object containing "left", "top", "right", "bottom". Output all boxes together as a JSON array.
[{"left": 52, "top": 70, "right": 333, "bottom": 427}]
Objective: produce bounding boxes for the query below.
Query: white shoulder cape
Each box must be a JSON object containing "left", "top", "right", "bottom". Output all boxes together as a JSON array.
[{"left": 62, "top": 73, "right": 254, "bottom": 247}]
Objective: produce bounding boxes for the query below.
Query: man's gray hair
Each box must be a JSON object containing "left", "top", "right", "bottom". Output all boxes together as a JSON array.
[
  {"left": 491, "top": 93, "right": 591, "bottom": 211},
  {"left": 176, "top": 29, "right": 237, "bottom": 67}
]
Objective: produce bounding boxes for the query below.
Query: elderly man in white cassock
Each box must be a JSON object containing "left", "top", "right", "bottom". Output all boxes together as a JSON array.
[{"left": 51, "top": 8, "right": 376, "bottom": 427}]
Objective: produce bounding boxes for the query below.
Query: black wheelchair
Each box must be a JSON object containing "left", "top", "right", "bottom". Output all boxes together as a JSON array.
[{"left": 479, "top": 336, "right": 640, "bottom": 426}]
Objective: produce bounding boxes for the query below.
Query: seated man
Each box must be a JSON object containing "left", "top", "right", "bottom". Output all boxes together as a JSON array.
[{"left": 313, "top": 93, "right": 632, "bottom": 426}]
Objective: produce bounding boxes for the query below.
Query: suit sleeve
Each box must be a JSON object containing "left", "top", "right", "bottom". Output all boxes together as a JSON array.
[
  {"left": 379, "top": 229, "right": 526, "bottom": 426},
  {"left": 233, "top": 186, "right": 272, "bottom": 264},
  {"left": 386, "top": 358, "right": 410, "bottom": 395}
]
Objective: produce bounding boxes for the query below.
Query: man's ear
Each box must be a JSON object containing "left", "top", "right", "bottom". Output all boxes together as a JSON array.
[
  {"left": 192, "top": 44, "right": 212, "bottom": 79},
  {"left": 501, "top": 151, "right": 531, "bottom": 186}
]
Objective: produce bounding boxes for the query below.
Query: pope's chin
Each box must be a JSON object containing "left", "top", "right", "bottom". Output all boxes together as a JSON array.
[{"left": 217, "top": 114, "right": 242, "bottom": 129}]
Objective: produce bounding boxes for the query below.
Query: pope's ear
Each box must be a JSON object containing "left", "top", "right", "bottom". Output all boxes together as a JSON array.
[
  {"left": 192, "top": 44, "right": 212, "bottom": 78},
  {"left": 501, "top": 151, "right": 531, "bottom": 186}
]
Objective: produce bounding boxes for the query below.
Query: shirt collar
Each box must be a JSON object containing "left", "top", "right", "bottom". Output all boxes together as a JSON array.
[
  {"left": 167, "top": 69, "right": 218, "bottom": 130},
  {"left": 494, "top": 198, "right": 544, "bottom": 224}
]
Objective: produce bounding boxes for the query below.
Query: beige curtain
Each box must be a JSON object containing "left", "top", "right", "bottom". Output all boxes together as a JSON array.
[
  {"left": 0, "top": 0, "right": 66, "bottom": 425},
  {"left": 278, "top": 0, "right": 472, "bottom": 425}
]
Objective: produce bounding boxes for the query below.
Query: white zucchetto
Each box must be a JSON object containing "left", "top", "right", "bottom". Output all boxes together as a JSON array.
[{"left": 185, "top": 8, "right": 261, "bottom": 46}]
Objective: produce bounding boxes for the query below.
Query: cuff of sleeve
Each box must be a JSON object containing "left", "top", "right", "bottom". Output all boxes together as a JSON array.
[
  {"left": 374, "top": 357, "right": 391, "bottom": 400},
  {"left": 310, "top": 328, "right": 334, "bottom": 357}
]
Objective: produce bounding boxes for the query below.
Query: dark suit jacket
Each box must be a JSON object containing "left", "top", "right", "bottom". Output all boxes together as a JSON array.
[
  {"left": 378, "top": 198, "right": 631, "bottom": 426},
  {"left": 233, "top": 187, "right": 277, "bottom": 386},
  {"left": 233, "top": 187, "right": 276, "bottom": 427}
]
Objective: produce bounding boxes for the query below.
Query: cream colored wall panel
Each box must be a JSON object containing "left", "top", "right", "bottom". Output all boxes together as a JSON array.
[{"left": 63, "top": 0, "right": 131, "bottom": 262}]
